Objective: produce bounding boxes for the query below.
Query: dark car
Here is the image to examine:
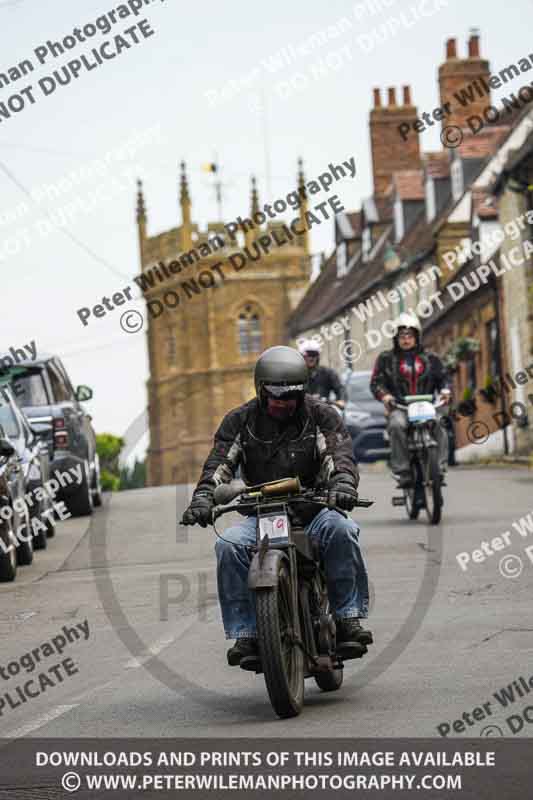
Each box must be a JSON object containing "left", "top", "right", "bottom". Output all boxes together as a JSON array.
[
  {"left": 0, "top": 382, "right": 55, "bottom": 554},
  {"left": 342, "top": 371, "right": 391, "bottom": 463},
  {"left": 1, "top": 353, "right": 102, "bottom": 517},
  {"left": 0, "top": 427, "right": 28, "bottom": 582}
]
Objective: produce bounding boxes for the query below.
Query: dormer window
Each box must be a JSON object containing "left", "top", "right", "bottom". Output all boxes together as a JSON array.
[
  {"left": 362, "top": 227, "right": 372, "bottom": 260},
  {"left": 426, "top": 177, "right": 436, "bottom": 222},
  {"left": 336, "top": 242, "right": 347, "bottom": 277},
  {"left": 451, "top": 158, "right": 464, "bottom": 201},
  {"left": 393, "top": 198, "right": 404, "bottom": 243}
]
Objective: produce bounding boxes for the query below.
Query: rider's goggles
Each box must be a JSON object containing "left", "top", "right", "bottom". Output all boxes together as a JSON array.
[
  {"left": 263, "top": 383, "right": 305, "bottom": 400},
  {"left": 398, "top": 328, "right": 417, "bottom": 337},
  {"left": 303, "top": 350, "right": 319, "bottom": 357}
]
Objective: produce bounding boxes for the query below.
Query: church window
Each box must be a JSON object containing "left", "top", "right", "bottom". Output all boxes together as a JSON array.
[{"left": 238, "top": 306, "right": 262, "bottom": 354}]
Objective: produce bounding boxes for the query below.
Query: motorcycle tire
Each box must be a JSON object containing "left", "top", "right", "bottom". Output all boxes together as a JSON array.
[
  {"left": 17, "top": 508, "right": 34, "bottom": 566},
  {"left": 255, "top": 562, "right": 304, "bottom": 719},
  {"left": 404, "top": 487, "right": 420, "bottom": 520},
  {"left": 0, "top": 520, "right": 18, "bottom": 582},
  {"left": 424, "top": 448, "right": 442, "bottom": 525}
]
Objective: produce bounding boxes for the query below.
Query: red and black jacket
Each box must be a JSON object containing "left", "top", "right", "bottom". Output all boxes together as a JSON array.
[{"left": 370, "top": 347, "right": 448, "bottom": 402}]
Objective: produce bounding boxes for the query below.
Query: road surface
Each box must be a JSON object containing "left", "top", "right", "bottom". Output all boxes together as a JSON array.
[{"left": 1, "top": 465, "right": 532, "bottom": 739}]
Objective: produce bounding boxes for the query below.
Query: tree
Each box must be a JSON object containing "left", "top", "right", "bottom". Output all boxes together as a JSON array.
[
  {"left": 119, "top": 459, "right": 147, "bottom": 490},
  {"left": 96, "top": 433, "right": 124, "bottom": 492}
]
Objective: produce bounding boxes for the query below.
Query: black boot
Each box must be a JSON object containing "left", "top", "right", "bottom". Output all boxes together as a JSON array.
[
  {"left": 227, "top": 638, "right": 260, "bottom": 669},
  {"left": 336, "top": 619, "right": 372, "bottom": 660}
]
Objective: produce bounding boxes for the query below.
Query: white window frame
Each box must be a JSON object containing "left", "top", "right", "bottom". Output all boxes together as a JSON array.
[
  {"left": 394, "top": 198, "right": 404, "bottom": 243},
  {"left": 425, "top": 177, "right": 436, "bottom": 222},
  {"left": 451, "top": 158, "right": 464, "bottom": 201}
]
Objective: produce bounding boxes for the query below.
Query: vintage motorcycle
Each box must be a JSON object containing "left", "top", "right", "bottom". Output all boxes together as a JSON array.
[
  {"left": 391, "top": 394, "right": 447, "bottom": 525},
  {"left": 212, "top": 477, "right": 372, "bottom": 719}
]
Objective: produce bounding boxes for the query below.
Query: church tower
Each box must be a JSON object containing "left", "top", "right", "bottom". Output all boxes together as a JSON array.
[{"left": 137, "top": 162, "right": 311, "bottom": 486}]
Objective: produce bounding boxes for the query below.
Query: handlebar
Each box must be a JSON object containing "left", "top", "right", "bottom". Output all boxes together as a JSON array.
[{"left": 212, "top": 479, "right": 374, "bottom": 522}]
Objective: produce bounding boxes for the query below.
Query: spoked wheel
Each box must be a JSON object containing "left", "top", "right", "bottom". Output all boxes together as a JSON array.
[
  {"left": 255, "top": 560, "right": 304, "bottom": 718},
  {"left": 404, "top": 486, "right": 420, "bottom": 520},
  {"left": 423, "top": 448, "right": 442, "bottom": 525},
  {"left": 404, "top": 461, "right": 422, "bottom": 520}
]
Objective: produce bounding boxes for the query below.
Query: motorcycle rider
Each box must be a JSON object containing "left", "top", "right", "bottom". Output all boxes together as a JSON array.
[
  {"left": 298, "top": 339, "right": 347, "bottom": 407},
  {"left": 181, "top": 346, "right": 372, "bottom": 670},
  {"left": 370, "top": 312, "right": 451, "bottom": 489}
]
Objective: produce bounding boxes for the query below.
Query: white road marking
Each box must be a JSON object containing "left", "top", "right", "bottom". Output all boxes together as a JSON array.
[{"left": 124, "top": 635, "right": 176, "bottom": 669}]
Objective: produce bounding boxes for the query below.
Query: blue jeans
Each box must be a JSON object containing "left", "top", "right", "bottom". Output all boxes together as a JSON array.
[{"left": 215, "top": 509, "right": 370, "bottom": 640}]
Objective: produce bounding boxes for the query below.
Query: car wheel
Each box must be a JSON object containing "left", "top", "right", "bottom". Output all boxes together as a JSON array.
[
  {"left": 92, "top": 455, "right": 103, "bottom": 507},
  {"left": 65, "top": 460, "right": 94, "bottom": 517},
  {"left": 0, "top": 516, "right": 18, "bottom": 581},
  {"left": 16, "top": 506, "right": 34, "bottom": 566},
  {"left": 33, "top": 498, "right": 49, "bottom": 549}
]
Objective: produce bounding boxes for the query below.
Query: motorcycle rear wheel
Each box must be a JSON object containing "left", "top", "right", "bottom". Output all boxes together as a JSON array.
[{"left": 255, "top": 562, "right": 304, "bottom": 718}]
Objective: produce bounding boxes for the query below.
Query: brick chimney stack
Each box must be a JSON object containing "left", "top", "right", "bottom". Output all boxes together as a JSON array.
[
  {"left": 369, "top": 85, "right": 421, "bottom": 197},
  {"left": 438, "top": 33, "right": 491, "bottom": 132}
]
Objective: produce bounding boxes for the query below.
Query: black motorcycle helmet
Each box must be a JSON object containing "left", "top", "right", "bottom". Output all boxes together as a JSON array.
[{"left": 254, "top": 346, "right": 308, "bottom": 410}]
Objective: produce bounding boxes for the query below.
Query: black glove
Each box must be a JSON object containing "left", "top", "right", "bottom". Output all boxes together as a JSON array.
[
  {"left": 327, "top": 473, "right": 358, "bottom": 511},
  {"left": 180, "top": 492, "right": 213, "bottom": 527}
]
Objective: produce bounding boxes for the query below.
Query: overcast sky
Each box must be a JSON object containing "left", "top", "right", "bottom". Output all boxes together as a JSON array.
[{"left": 1, "top": 0, "right": 531, "bottom": 461}]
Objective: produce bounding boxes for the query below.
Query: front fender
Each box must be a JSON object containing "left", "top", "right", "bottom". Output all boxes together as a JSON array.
[{"left": 248, "top": 548, "right": 288, "bottom": 590}]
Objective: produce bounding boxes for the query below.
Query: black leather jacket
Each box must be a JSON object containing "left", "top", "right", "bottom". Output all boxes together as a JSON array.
[
  {"left": 307, "top": 365, "right": 346, "bottom": 402},
  {"left": 193, "top": 395, "right": 358, "bottom": 517}
]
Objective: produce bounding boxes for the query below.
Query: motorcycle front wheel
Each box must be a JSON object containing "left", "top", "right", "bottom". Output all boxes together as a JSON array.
[
  {"left": 255, "top": 561, "right": 304, "bottom": 718},
  {"left": 423, "top": 447, "right": 442, "bottom": 524}
]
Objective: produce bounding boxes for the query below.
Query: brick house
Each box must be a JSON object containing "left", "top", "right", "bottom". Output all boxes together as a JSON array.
[{"left": 288, "top": 33, "right": 533, "bottom": 461}]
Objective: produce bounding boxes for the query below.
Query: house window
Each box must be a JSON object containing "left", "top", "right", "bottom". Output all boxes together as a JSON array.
[
  {"left": 336, "top": 242, "right": 347, "bottom": 277},
  {"left": 466, "top": 353, "right": 477, "bottom": 390},
  {"left": 425, "top": 177, "right": 436, "bottom": 222},
  {"left": 393, "top": 198, "right": 404, "bottom": 243},
  {"left": 451, "top": 158, "right": 464, "bottom": 201},
  {"left": 486, "top": 319, "right": 500, "bottom": 377},
  {"left": 237, "top": 305, "right": 262, "bottom": 355}
]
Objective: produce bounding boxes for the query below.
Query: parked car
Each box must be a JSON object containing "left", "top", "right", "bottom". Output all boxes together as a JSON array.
[
  {"left": 343, "top": 371, "right": 391, "bottom": 463},
  {"left": 0, "top": 426, "right": 27, "bottom": 582},
  {"left": 0, "top": 353, "right": 102, "bottom": 517},
  {"left": 0, "top": 382, "right": 55, "bottom": 553}
]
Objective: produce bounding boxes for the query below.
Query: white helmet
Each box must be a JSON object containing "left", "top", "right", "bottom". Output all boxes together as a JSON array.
[
  {"left": 298, "top": 338, "right": 322, "bottom": 355},
  {"left": 393, "top": 311, "right": 421, "bottom": 336}
]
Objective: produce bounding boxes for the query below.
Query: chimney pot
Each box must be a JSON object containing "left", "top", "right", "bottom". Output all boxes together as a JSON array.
[
  {"left": 403, "top": 85, "right": 412, "bottom": 105},
  {"left": 446, "top": 38, "right": 457, "bottom": 59},
  {"left": 373, "top": 88, "right": 381, "bottom": 108},
  {"left": 387, "top": 87, "right": 396, "bottom": 106},
  {"left": 468, "top": 34, "right": 480, "bottom": 57}
]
